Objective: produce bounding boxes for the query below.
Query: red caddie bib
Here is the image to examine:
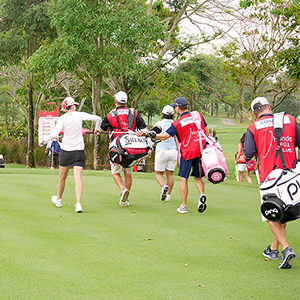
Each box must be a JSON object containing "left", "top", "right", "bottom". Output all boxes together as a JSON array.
[
  {"left": 248, "top": 114, "right": 296, "bottom": 182},
  {"left": 107, "top": 108, "right": 137, "bottom": 141},
  {"left": 172, "top": 112, "right": 206, "bottom": 160}
]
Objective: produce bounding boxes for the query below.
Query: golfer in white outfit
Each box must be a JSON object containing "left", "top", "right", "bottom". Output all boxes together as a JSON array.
[
  {"left": 41, "top": 97, "right": 102, "bottom": 213},
  {"left": 154, "top": 105, "right": 178, "bottom": 201}
]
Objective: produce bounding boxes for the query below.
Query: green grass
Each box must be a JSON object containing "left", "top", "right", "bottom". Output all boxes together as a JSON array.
[{"left": 0, "top": 116, "right": 299, "bottom": 299}]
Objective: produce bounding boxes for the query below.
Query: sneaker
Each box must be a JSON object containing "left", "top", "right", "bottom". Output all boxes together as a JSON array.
[
  {"left": 160, "top": 185, "right": 169, "bottom": 201},
  {"left": 75, "top": 203, "right": 82, "bottom": 213},
  {"left": 198, "top": 194, "right": 207, "bottom": 213},
  {"left": 165, "top": 194, "right": 171, "bottom": 201},
  {"left": 262, "top": 245, "right": 280, "bottom": 260},
  {"left": 51, "top": 195, "right": 62, "bottom": 208},
  {"left": 119, "top": 199, "right": 130, "bottom": 207},
  {"left": 120, "top": 188, "right": 130, "bottom": 203},
  {"left": 279, "top": 247, "right": 296, "bottom": 269},
  {"left": 176, "top": 205, "right": 188, "bottom": 214}
]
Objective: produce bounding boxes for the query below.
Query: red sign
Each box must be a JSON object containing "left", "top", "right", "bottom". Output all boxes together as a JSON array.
[{"left": 39, "top": 102, "right": 59, "bottom": 118}]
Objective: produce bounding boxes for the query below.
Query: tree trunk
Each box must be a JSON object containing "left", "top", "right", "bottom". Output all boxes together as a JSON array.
[
  {"left": 210, "top": 100, "right": 213, "bottom": 117},
  {"left": 5, "top": 103, "right": 9, "bottom": 139},
  {"left": 92, "top": 35, "right": 104, "bottom": 170},
  {"left": 92, "top": 72, "right": 102, "bottom": 170},
  {"left": 26, "top": 73, "right": 35, "bottom": 168},
  {"left": 215, "top": 103, "right": 219, "bottom": 117}
]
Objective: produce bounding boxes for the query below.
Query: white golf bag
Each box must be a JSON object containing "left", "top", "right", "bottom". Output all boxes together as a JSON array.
[
  {"left": 108, "top": 126, "right": 161, "bottom": 168},
  {"left": 260, "top": 112, "right": 300, "bottom": 222}
]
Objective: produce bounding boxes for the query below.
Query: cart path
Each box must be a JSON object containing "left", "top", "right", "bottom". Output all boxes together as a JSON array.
[{"left": 221, "top": 118, "right": 239, "bottom": 125}]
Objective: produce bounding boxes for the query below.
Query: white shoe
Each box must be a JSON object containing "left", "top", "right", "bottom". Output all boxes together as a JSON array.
[
  {"left": 75, "top": 203, "right": 83, "bottom": 213},
  {"left": 165, "top": 194, "right": 171, "bottom": 201},
  {"left": 51, "top": 195, "right": 62, "bottom": 208},
  {"left": 119, "top": 199, "right": 130, "bottom": 207},
  {"left": 160, "top": 185, "right": 169, "bottom": 201},
  {"left": 176, "top": 205, "right": 188, "bottom": 213},
  {"left": 120, "top": 188, "right": 130, "bottom": 203}
]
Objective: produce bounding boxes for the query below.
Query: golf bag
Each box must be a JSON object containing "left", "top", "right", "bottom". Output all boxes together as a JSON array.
[
  {"left": 108, "top": 126, "right": 161, "bottom": 168},
  {"left": 246, "top": 160, "right": 256, "bottom": 172},
  {"left": 260, "top": 112, "right": 300, "bottom": 222},
  {"left": 190, "top": 111, "right": 228, "bottom": 184},
  {"left": 201, "top": 137, "right": 229, "bottom": 184}
]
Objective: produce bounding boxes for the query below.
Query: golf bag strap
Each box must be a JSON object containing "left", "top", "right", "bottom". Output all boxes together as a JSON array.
[
  {"left": 190, "top": 111, "right": 222, "bottom": 152},
  {"left": 273, "top": 112, "right": 287, "bottom": 170},
  {"left": 112, "top": 108, "right": 136, "bottom": 132}
]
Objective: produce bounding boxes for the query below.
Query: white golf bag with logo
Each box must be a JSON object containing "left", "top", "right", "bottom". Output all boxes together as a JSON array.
[
  {"left": 108, "top": 126, "right": 161, "bottom": 168},
  {"left": 260, "top": 112, "right": 300, "bottom": 222}
]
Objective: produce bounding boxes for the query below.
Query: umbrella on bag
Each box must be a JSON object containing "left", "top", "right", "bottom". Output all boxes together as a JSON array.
[{"left": 59, "top": 128, "right": 91, "bottom": 135}]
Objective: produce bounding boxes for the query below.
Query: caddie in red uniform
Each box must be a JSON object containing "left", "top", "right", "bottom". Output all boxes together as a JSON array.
[
  {"left": 243, "top": 96, "right": 300, "bottom": 269},
  {"left": 138, "top": 97, "right": 210, "bottom": 214},
  {"left": 100, "top": 91, "right": 147, "bottom": 207}
]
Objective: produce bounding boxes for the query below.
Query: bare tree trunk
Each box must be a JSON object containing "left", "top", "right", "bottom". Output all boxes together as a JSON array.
[
  {"left": 26, "top": 73, "right": 35, "bottom": 168},
  {"left": 5, "top": 103, "right": 9, "bottom": 139}
]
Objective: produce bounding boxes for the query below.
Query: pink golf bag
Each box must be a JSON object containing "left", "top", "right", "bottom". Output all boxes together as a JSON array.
[
  {"left": 190, "top": 111, "right": 228, "bottom": 184},
  {"left": 201, "top": 137, "right": 229, "bottom": 184}
]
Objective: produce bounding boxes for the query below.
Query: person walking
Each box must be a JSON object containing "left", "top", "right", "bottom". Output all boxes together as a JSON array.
[
  {"left": 41, "top": 97, "right": 102, "bottom": 213},
  {"left": 153, "top": 105, "right": 178, "bottom": 201},
  {"left": 235, "top": 133, "right": 251, "bottom": 183},
  {"left": 100, "top": 91, "right": 147, "bottom": 207},
  {"left": 243, "top": 96, "right": 300, "bottom": 269},
  {"left": 138, "top": 97, "right": 209, "bottom": 214},
  {"left": 45, "top": 137, "right": 61, "bottom": 169}
]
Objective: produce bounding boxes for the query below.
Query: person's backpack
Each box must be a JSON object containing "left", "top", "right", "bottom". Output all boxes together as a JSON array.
[{"left": 51, "top": 140, "right": 60, "bottom": 154}]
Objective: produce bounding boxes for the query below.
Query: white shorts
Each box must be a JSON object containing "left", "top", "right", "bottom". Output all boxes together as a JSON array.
[
  {"left": 155, "top": 149, "right": 178, "bottom": 172},
  {"left": 110, "top": 162, "right": 133, "bottom": 175},
  {"left": 238, "top": 163, "right": 247, "bottom": 172}
]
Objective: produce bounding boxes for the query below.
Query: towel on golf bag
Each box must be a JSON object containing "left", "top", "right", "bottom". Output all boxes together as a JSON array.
[
  {"left": 259, "top": 161, "right": 300, "bottom": 222},
  {"left": 190, "top": 111, "right": 228, "bottom": 184}
]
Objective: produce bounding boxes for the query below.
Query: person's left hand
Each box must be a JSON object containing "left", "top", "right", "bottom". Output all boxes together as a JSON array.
[{"left": 136, "top": 130, "right": 146, "bottom": 137}]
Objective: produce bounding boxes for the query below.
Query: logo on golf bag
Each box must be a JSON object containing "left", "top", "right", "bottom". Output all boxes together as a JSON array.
[
  {"left": 107, "top": 131, "right": 160, "bottom": 168},
  {"left": 260, "top": 193, "right": 287, "bottom": 222},
  {"left": 260, "top": 168, "right": 300, "bottom": 221},
  {"left": 265, "top": 207, "right": 279, "bottom": 216}
]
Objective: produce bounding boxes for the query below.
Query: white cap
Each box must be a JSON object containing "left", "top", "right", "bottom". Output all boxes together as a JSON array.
[
  {"left": 251, "top": 97, "right": 269, "bottom": 111},
  {"left": 60, "top": 97, "right": 79, "bottom": 108},
  {"left": 114, "top": 91, "right": 127, "bottom": 103},
  {"left": 162, "top": 105, "right": 174, "bottom": 115}
]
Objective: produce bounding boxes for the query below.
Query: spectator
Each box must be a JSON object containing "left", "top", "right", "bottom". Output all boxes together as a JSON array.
[{"left": 45, "top": 137, "right": 61, "bottom": 169}]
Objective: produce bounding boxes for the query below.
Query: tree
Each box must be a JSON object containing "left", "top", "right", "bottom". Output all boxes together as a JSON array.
[
  {"left": 212, "top": 0, "right": 300, "bottom": 121},
  {"left": 138, "top": 98, "right": 161, "bottom": 127},
  {"left": 0, "top": 0, "right": 57, "bottom": 167},
  {"left": 240, "top": 0, "right": 300, "bottom": 79}
]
